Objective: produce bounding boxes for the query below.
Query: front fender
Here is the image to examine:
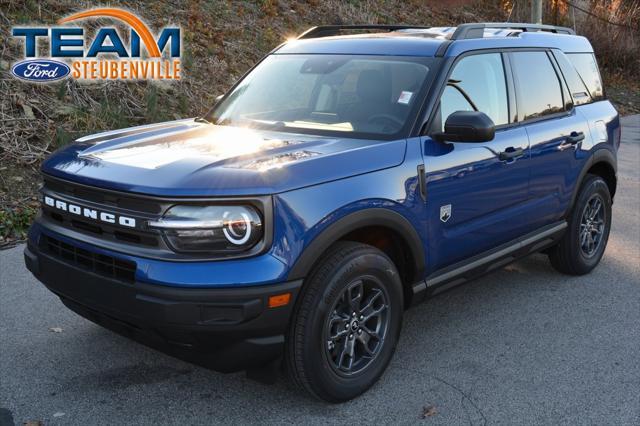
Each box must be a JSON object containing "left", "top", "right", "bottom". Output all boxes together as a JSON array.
[
  {"left": 286, "top": 206, "right": 425, "bottom": 281},
  {"left": 270, "top": 137, "right": 427, "bottom": 282}
]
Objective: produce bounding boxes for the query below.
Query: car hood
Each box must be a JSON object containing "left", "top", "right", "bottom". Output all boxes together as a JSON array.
[{"left": 42, "top": 119, "right": 407, "bottom": 196}]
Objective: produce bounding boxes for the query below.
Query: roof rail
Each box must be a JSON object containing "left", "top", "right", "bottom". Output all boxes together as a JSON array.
[
  {"left": 297, "top": 25, "right": 432, "bottom": 39},
  {"left": 451, "top": 22, "right": 575, "bottom": 40}
]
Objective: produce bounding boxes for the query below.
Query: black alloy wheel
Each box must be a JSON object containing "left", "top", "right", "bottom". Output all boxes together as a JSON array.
[
  {"left": 323, "top": 277, "right": 390, "bottom": 376},
  {"left": 286, "top": 241, "right": 404, "bottom": 402}
]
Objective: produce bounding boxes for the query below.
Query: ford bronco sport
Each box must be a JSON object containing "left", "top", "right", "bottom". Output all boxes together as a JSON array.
[{"left": 24, "top": 23, "right": 620, "bottom": 402}]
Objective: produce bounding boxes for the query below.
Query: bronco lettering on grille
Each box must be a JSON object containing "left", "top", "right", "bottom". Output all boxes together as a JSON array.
[{"left": 43, "top": 195, "right": 136, "bottom": 228}]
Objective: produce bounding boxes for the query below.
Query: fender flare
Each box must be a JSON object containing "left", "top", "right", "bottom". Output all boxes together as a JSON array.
[
  {"left": 286, "top": 208, "right": 426, "bottom": 281},
  {"left": 568, "top": 147, "right": 617, "bottom": 215}
]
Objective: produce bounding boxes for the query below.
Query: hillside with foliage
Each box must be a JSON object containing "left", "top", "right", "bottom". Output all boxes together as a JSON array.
[{"left": 0, "top": 0, "right": 638, "bottom": 246}]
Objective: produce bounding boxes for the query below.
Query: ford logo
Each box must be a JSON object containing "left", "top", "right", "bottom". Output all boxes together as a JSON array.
[{"left": 11, "top": 59, "right": 70, "bottom": 82}]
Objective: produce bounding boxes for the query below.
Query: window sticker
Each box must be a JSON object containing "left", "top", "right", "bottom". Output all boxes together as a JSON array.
[{"left": 397, "top": 91, "right": 413, "bottom": 104}]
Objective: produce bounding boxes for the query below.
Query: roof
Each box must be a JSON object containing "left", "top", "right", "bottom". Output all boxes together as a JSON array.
[
  {"left": 277, "top": 34, "right": 445, "bottom": 57},
  {"left": 275, "top": 23, "right": 594, "bottom": 57}
]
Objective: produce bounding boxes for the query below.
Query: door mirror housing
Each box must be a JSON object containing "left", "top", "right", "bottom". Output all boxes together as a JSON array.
[{"left": 433, "top": 111, "right": 496, "bottom": 143}]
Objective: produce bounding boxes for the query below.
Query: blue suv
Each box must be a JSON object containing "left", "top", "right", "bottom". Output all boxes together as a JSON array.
[{"left": 24, "top": 23, "right": 620, "bottom": 402}]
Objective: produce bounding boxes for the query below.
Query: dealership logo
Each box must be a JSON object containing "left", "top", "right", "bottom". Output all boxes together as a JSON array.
[
  {"left": 11, "top": 8, "right": 181, "bottom": 82},
  {"left": 11, "top": 59, "right": 71, "bottom": 82}
]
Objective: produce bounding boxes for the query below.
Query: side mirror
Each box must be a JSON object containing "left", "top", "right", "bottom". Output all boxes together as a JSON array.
[
  {"left": 433, "top": 111, "right": 495, "bottom": 143},
  {"left": 215, "top": 94, "right": 224, "bottom": 104}
]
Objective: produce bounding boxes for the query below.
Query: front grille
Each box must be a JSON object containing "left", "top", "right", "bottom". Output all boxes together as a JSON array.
[
  {"left": 44, "top": 209, "right": 160, "bottom": 246},
  {"left": 42, "top": 235, "right": 136, "bottom": 283},
  {"left": 41, "top": 177, "right": 162, "bottom": 248},
  {"left": 43, "top": 177, "right": 163, "bottom": 214}
]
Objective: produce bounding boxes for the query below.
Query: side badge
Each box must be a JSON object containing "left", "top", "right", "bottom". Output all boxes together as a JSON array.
[{"left": 440, "top": 204, "right": 452, "bottom": 223}]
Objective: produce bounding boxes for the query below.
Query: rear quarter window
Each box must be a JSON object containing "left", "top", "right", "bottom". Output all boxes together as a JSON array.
[
  {"left": 567, "top": 53, "right": 604, "bottom": 100},
  {"left": 553, "top": 51, "right": 592, "bottom": 106}
]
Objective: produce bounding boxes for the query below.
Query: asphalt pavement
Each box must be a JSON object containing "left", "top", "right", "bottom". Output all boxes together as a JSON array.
[{"left": 1, "top": 116, "right": 639, "bottom": 425}]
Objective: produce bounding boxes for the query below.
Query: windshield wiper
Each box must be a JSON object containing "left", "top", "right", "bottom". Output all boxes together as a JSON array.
[
  {"left": 256, "top": 120, "right": 287, "bottom": 130},
  {"left": 194, "top": 116, "right": 212, "bottom": 124}
]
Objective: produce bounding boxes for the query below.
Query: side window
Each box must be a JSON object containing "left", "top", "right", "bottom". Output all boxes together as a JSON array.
[
  {"left": 553, "top": 51, "right": 592, "bottom": 105},
  {"left": 437, "top": 53, "right": 509, "bottom": 132},
  {"left": 511, "top": 51, "right": 565, "bottom": 121},
  {"left": 567, "top": 53, "right": 604, "bottom": 100},
  {"left": 440, "top": 85, "right": 475, "bottom": 120}
]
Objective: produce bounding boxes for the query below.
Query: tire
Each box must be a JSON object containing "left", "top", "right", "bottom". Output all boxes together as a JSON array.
[
  {"left": 548, "top": 174, "right": 612, "bottom": 275},
  {"left": 286, "top": 241, "right": 403, "bottom": 402}
]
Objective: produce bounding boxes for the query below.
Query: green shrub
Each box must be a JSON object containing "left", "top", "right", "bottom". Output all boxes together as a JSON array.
[{"left": 0, "top": 206, "right": 37, "bottom": 242}]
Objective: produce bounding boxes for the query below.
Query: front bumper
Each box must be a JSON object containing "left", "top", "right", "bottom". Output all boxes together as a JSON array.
[{"left": 24, "top": 238, "right": 302, "bottom": 372}]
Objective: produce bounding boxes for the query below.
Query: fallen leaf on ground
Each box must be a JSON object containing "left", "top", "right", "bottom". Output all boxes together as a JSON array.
[
  {"left": 21, "top": 104, "right": 35, "bottom": 119},
  {"left": 422, "top": 405, "right": 437, "bottom": 418},
  {"left": 49, "top": 327, "right": 63, "bottom": 333},
  {"left": 55, "top": 105, "right": 77, "bottom": 116}
]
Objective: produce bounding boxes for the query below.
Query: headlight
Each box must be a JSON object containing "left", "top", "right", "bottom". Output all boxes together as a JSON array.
[{"left": 149, "top": 205, "right": 263, "bottom": 253}]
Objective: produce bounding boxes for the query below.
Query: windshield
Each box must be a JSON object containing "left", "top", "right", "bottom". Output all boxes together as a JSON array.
[{"left": 208, "top": 54, "right": 434, "bottom": 140}]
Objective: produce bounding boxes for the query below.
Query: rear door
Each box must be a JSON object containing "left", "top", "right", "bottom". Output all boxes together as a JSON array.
[
  {"left": 422, "top": 52, "right": 531, "bottom": 271},
  {"left": 509, "top": 50, "right": 592, "bottom": 231}
]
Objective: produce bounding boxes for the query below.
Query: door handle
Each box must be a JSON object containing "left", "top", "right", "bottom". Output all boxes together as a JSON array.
[
  {"left": 566, "top": 131, "right": 585, "bottom": 144},
  {"left": 498, "top": 146, "right": 524, "bottom": 161},
  {"left": 559, "top": 131, "right": 585, "bottom": 151}
]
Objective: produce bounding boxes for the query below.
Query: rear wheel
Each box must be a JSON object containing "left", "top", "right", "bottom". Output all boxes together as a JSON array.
[
  {"left": 286, "top": 242, "right": 403, "bottom": 402},
  {"left": 548, "top": 174, "right": 612, "bottom": 275}
]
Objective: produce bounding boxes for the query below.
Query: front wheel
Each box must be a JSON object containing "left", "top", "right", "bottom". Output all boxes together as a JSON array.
[
  {"left": 286, "top": 242, "right": 403, "bottom": 402},
  {"left": 548, "top": 174, "right": 612, "bottom": 275}
]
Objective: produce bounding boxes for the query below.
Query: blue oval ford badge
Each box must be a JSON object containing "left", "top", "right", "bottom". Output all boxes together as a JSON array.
[{"left": 11, "top": 59, "right": 70, "bottom": 82}]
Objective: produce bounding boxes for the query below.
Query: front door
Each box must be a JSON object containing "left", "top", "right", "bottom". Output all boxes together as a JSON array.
[{"left": 422, "top": 52, "right": 531, "bottom": 272}]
